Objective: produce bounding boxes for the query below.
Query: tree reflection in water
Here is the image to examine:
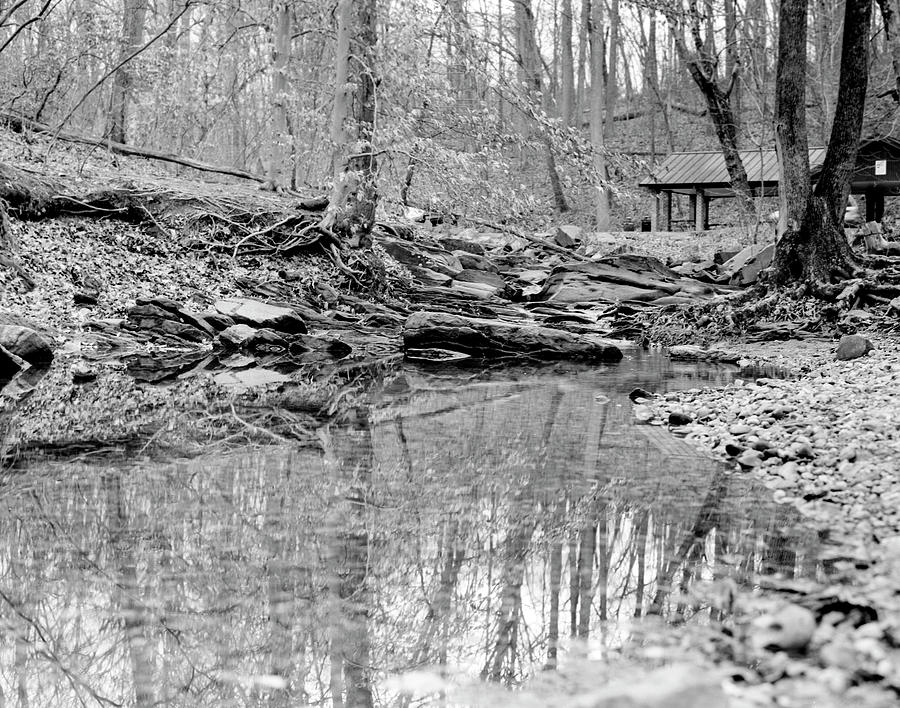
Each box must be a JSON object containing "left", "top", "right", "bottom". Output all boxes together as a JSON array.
[{"left": 0, "top": 360, "right": 821, "bottom": 705}]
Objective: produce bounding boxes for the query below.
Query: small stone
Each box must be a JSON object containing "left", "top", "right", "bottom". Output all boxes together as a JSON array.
[
  {"left": 74, "top": 289, "right": 99, "bottom": 306},
  {"left": 777, "top": 461, "right": 800, "bottom": 483},
  {"left": 694, "top": 406, "right": 712, "bottom": 420},
  {"left": 71, "top": 363, "right": 97, "bottom": 384},
  {"left": 724, "top": 441, "right": 744, "bottom": 457},
  {"left": 668, "top": 411, "right": 693, "bottom": 426},
  {"left": 752, "top": 604, "right": 817, "bottom": 651},
  {"left": 835, "top": 334, "right": 874, "bottom": 361},
  {"left": 632, "top": 404, "right": 654, "bottom": 422},
  {"left": 839, "top": 445, "right": 857, "bottom": 462},
  {"left": 792, "top": 441, "right": 814, "bottom": 459},
  {"left": 752, "top": 438, "right": 773, "bottom": 452},
  {"left": 729, "top": 423, "right": 752, "bottom": 436},
  {"left": 629, "top": 387, "right": 653, "bottom": 402},
  {"left": 737, "top": 450, "right": 763, "bottom": 469}
]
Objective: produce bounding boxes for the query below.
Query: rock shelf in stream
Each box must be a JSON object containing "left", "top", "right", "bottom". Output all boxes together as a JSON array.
[{"left": 402, "top": 310, "right": 624, "bottom": 361}]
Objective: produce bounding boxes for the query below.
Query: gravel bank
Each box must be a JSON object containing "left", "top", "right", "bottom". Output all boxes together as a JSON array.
[{"left": 644, "top": 335, "right": 900, "bottom": 546}]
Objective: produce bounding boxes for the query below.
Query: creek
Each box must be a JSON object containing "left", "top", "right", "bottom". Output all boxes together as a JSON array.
[{"left": 2, "top": 352, "right": 822, "bottom": 706}]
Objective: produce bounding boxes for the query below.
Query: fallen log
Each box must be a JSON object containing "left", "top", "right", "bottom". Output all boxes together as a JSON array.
[
  {"left": 3, "top": 112, "right": 268, "bottom": 184},
  {"left": 402, "top": 310, "right": 623, "bottom": 362}
]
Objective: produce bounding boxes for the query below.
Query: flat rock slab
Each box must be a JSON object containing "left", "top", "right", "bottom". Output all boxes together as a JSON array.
[
  {"left": 214, "top": 298, "right": 307, "bottom": 334},
  {"left": 402, "top": 311, "right": 623, "bottom": 361},
  {"left": 533, "top": 253, "right": 716, "bottom": 304}
]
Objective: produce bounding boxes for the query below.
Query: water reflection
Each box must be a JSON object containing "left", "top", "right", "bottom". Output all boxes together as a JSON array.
[{"left": 1, "top": 353, "right": 820, "bottom": 706}]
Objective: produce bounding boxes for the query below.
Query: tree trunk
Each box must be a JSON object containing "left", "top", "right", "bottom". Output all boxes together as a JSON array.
[
  {"left": 666, "top": 13, "right": 754, "bottom": 217},
  {"left": 604, "top": 0, "right": 619, "bottom": 139},
  {"left": 513, "top": 0, "right": 569, "bottom": 212},
  {"left": 877, "top": 0, "right": 900, "bottom": 102},
  {"left": 323, "top": 0, "right": 378, "bottom": 246},
  {"left": 773, "top": 0, "right": 872, "bottom": 284},
  {"left": 107, "top": 0, "right": 147, "bottom": 143},
  {"left": 267, "top": 3, "right": 292, "bottom": 188},
  {"left": 724, "top": 0, "right": 741, "bottom": 130},
  {"left": 560, "top": 0, "right": 575, "bottom": 126},
  {"left": 589, "top": 0, "right": 610, "bottom": 228},
  {"left": 575, "top": 0, "right": 589, "bottom": 120},
  {"left": 773, "top": 0, "right": 810, "bottom": 238}
]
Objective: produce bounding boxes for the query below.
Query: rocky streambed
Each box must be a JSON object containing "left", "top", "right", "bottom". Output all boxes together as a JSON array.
[{"left": 640, "top": 335, "right": 900, "bottom": 542}]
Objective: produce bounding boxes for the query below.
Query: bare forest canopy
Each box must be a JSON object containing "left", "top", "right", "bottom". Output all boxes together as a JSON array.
[{"left": 2, "top": 0, "right": 900, "bottom": 232}]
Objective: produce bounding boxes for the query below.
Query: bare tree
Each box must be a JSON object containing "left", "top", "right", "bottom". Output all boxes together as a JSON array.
[
  {"left": 322, "top": 0, "right": 378, "bottom": 246},
  {"left": 107, "top": 0, "right": 148, "bottom": 143},
  {"left": 513, "top": 0, "right": 569, "bottom": 213},
  {"left": 589, "top": 0, "right": 610, "bottom": 228},
  {"left": 662, "top": 0, "right": 754, "bottom": 216},
  {"left": 772, "top": 0, "right": 873, "bottom": 284}
]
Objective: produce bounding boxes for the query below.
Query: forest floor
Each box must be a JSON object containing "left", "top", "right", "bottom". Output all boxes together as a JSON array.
[{"left": 3, "top": 133, "right": 900, "bottom": 706}]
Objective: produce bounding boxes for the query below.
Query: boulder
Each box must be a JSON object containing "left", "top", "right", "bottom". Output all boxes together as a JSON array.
[
  {"left": 0, "top": 325, "right": 53, "bottom": 364},
  {"left": 403, "top": 311, "right": 623, "bottom": 361},
  {"left": 836, "top": 334, "right": 873, "bottom": 361},
  {"left": 214, "top": 298, "right": 307, "bottom": 334},
  {"left": 0, "top": 343, "right": 25, "bottom": 379}
]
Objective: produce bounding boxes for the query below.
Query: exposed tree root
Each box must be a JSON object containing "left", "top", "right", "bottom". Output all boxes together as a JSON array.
[{"left": 0, "top": 162, "right": 337, "bottom": 257}]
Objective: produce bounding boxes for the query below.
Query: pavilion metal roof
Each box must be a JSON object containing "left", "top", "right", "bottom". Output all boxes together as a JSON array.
[
  {"left": 640, "top": 138, "right": 900, "bottom": 198},
  {"left": 639, "top": 147, "right": 828, "bottom": 197}
]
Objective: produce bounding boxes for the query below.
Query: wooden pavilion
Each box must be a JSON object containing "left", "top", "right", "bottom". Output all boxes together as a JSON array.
[{"left": 639, "top": 138, "right": 900, "bottom": 231}]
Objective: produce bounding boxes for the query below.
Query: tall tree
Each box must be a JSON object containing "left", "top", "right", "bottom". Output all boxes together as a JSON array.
[
  {"left": 772, "top": 0, "right": 873, "bottom": 283},
  {"left": 323, "top": 0, "right": 379, "bottom": 246},
  {"left": 663, "top": 0, "right": 754, "bottom": 216},
  {"left": 560, "top": 0, "right": 575, "bottom": 126},
  {"left": 513, "top": 0, "right": 569, "bottom": 212},
  {"left": 589, "top": 0, "right": 610, "bottom": 228},
  {"left": 107, "top": 0, "right": 148, "bottom": 143},
  {"left": 266, "top": 2, "right": 293, "bottom": 188}
]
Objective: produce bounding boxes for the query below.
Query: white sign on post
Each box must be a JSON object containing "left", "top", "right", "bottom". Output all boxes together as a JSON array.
[{"left": 875, "top": 160, "right": 887, "bottom": 176}]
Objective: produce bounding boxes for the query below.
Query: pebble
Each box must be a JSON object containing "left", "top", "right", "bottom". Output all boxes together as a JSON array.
[
  {"left": 737, "top": 451, "right": 763, "bottom": 469},
  {"left": 668, "top": 411, "right": 693, "bottom": 426},
  {"left": 645, "top": 335, "right": 900, "bottom": 541}
]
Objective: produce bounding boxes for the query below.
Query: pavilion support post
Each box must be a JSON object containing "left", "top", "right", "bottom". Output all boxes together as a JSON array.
[
  {"left": 865, "top": 190, "right": 884, "bottom": 223},
  {"left": 653, "top": 191, "right": 671, "bottom": 231},
  {"left": 689, "top": 193, "right": 697, "bottom": 227},
  {"left": 694, "top": 188, "right": 709, "bottom": 230}
]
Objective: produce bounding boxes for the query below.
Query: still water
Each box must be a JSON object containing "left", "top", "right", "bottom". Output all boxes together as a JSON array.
[{"left": 1, "top": 353, "right": 818, "bottom": 706}]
